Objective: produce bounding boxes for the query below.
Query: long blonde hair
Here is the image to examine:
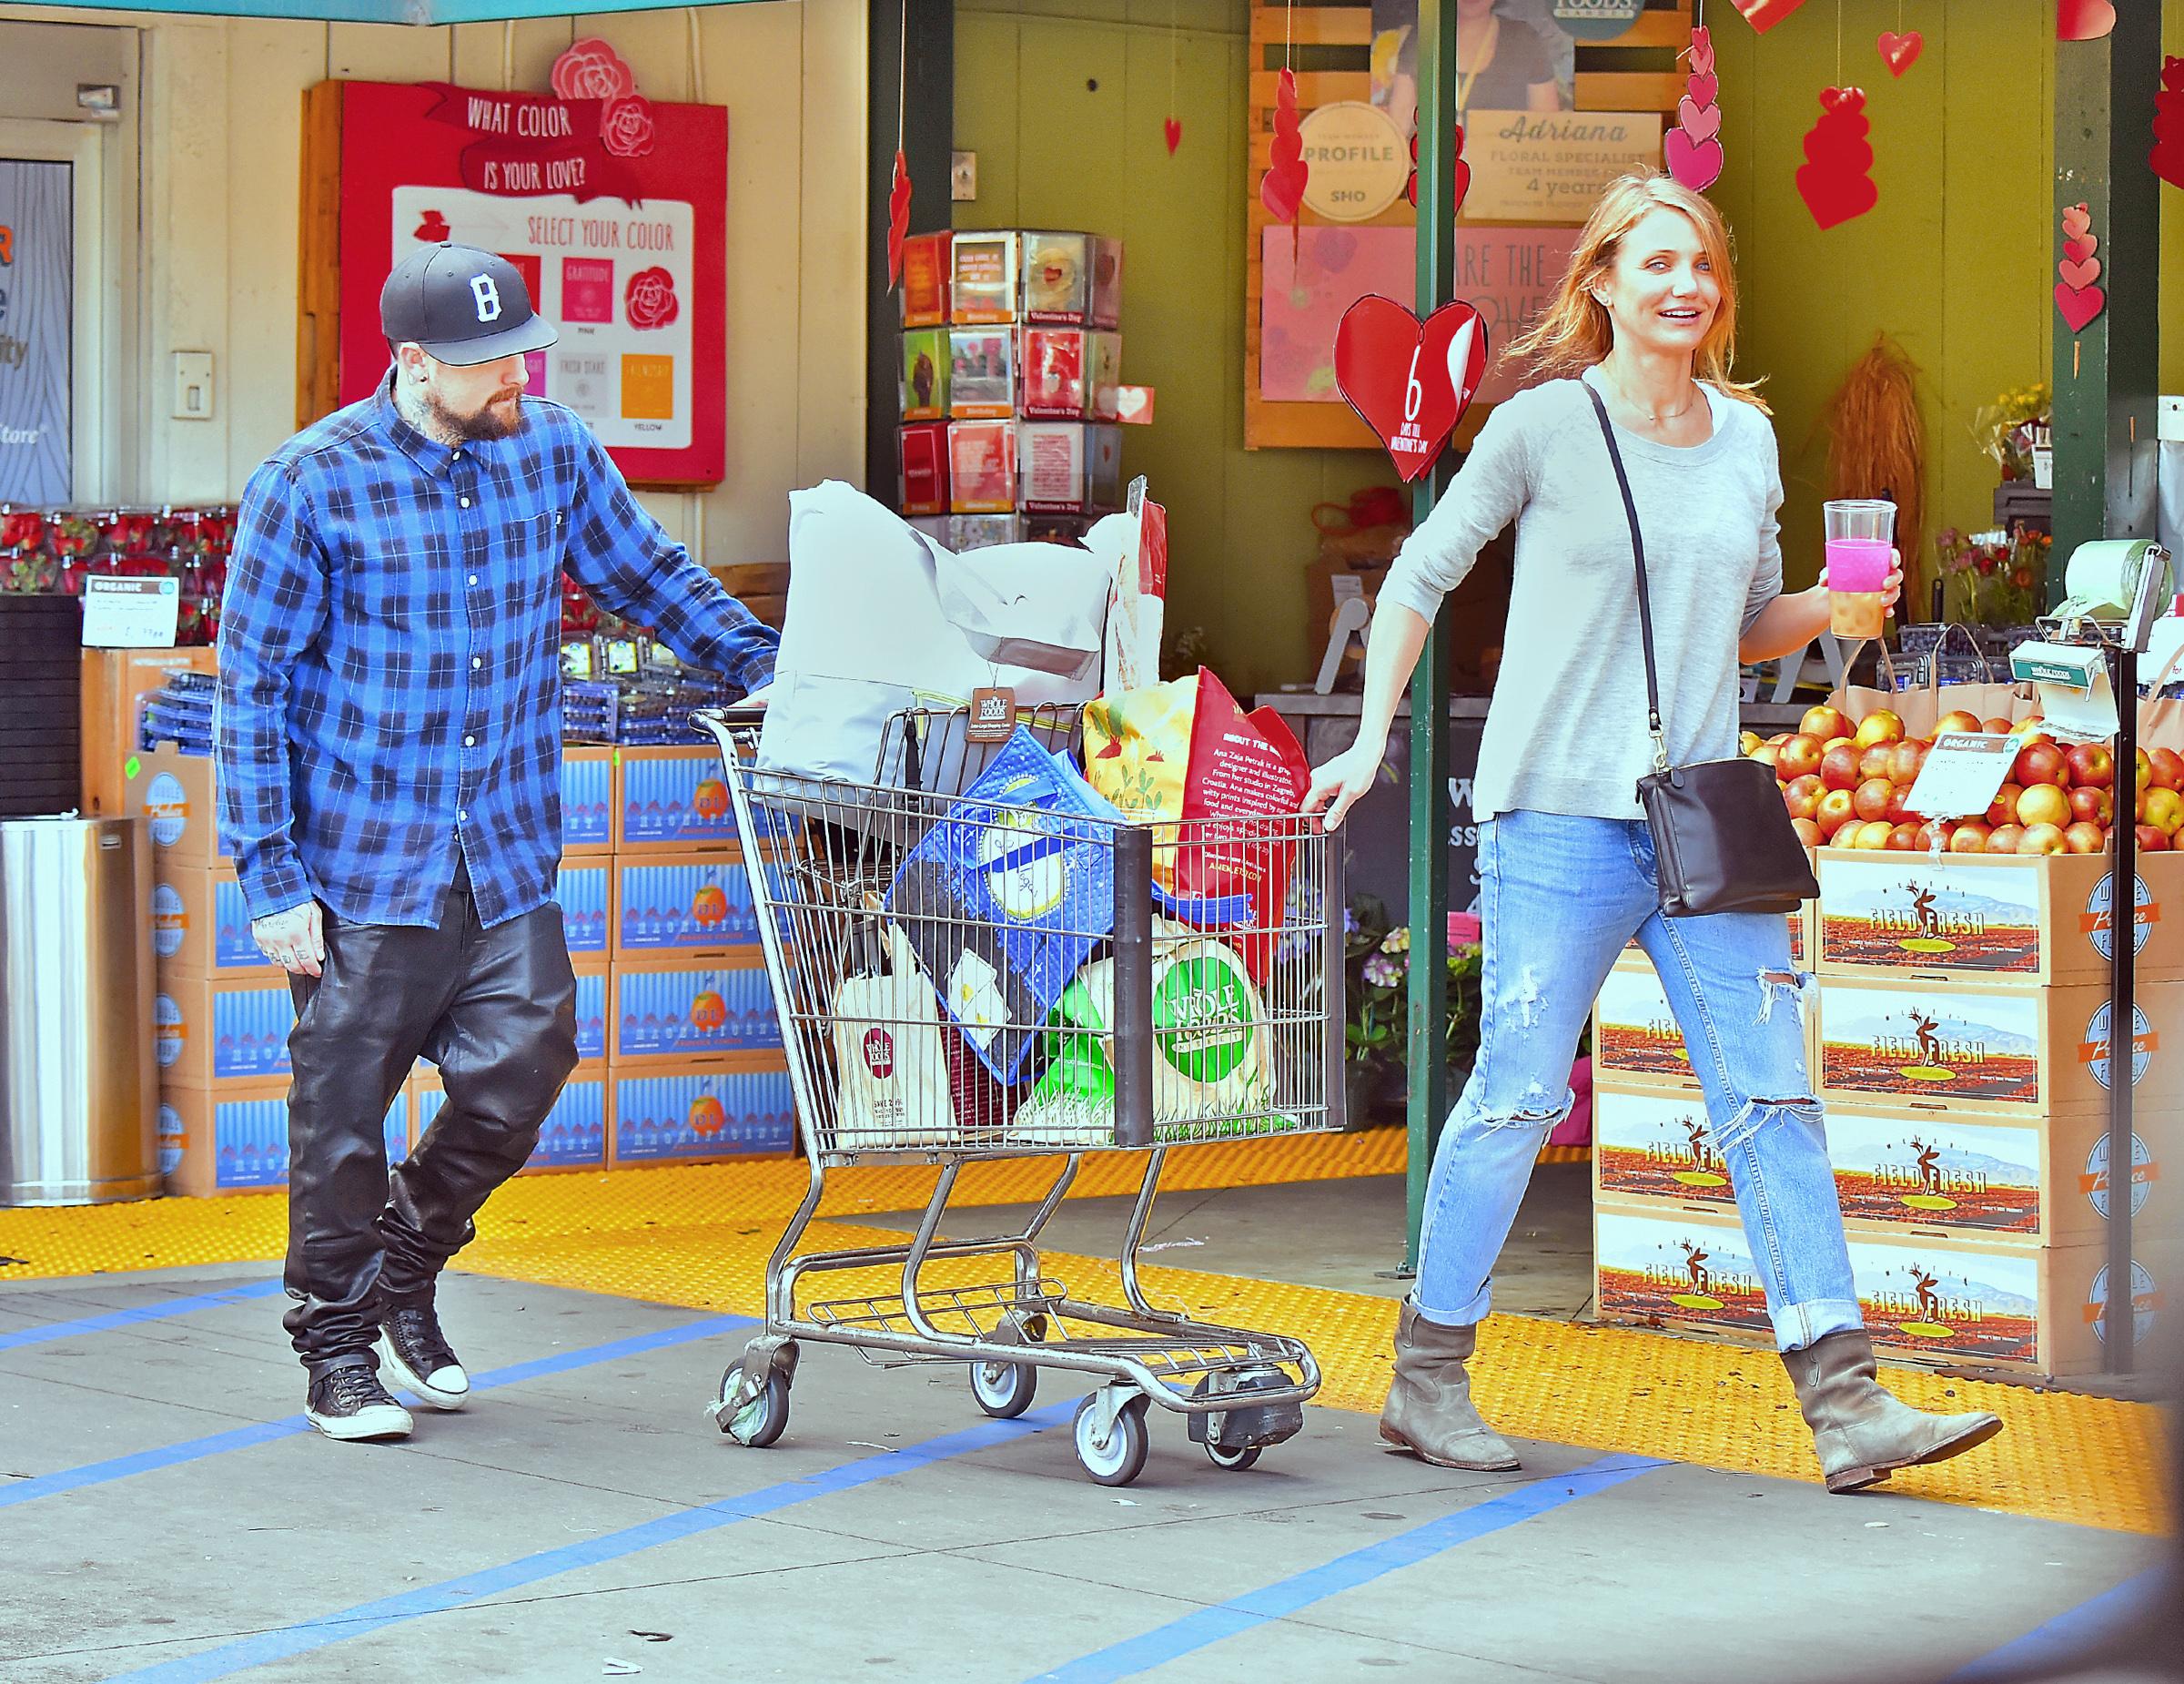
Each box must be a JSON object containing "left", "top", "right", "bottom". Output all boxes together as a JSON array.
[{"left": 1502, "top": 173, "right": 1769, "bottom": 413}]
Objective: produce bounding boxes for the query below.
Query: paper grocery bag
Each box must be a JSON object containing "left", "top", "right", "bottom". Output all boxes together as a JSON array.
[
  {"left": 2138, "top": 644, "right": 2184, "bottom": 757},
  {"left": 1832, "top": 642, "right": 2033, "bottom": 737}
]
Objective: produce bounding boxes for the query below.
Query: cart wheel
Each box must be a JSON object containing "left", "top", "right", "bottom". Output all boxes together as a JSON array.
[
  {"left": 1074, "top": 1394, "right": 1151, "bottom": 1487},
  {"left": 1205, "top": 1439, "right": 1262, "bottom": 1472},
  {"left": 970, "top": 1357, "right": 1038, "bottom": 1419},
  {"left": 718, "top": 1364, "right": 790, "bottom": 1448}
]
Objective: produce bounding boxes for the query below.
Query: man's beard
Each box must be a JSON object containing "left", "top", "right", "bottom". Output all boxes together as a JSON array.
[{"left": 427, "top": 385, "right": 524, "bottom": 442}]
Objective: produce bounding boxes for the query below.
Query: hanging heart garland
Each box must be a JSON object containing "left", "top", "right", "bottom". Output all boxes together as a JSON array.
[
  {"left": 1401, "top": 125, "right": 1471, "bottom": 215},
  {"left": 1164, "top": 117, "right": 1183, "bottom": 156},
  {"left": 1260, "top": 67, "right": 1309, "bottom": 224},
  {"left": 1795, "top": 86, "right": 1878, "bottom": 229},
  {"left": 1664, "top": 25, "right": 1724, "bottom": 191},
  {"left": 2057, "top": 0, "right": 2117, "bottom": 43},
  {"left": 2152, "top": 57, "right": 2184, "bottom": 191},
  {"left": 1877, "top": 30, "right": 1923, "bottom": 77},
  {"left": 1731, "top": 0, "right": 1810, "bottom": 34},
  {"left": 2055, "top": 203, "right": 2106, "bottom": 334},
  {"left": 885, "top": 149, "right": 912, "bottom": 290}
]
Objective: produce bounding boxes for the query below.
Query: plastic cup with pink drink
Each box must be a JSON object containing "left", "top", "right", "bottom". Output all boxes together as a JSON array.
[{"left": 1824, "top": 500, "right": 1896, "bottom": 640}]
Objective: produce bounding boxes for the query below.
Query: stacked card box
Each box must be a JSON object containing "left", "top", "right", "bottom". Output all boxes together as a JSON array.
[
  {"left": 894, "top": 228, "right": 1127, "bottom": 545},
  {"left": 1592, "top": 851, "right": 2184, "bottom": 1375}
]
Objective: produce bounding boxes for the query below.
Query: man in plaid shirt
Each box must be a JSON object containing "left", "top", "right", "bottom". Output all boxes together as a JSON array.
[{"left": 217, "top": 245, "right": 776, "bottom": 1442}]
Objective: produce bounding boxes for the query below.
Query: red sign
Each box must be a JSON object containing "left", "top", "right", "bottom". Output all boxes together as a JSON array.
[
  {"left": 1331, "top": 297, "right": 1491, "bottom": 482},
  {"left": 332, "top": 76, "right": 727, "bottom": 485}
]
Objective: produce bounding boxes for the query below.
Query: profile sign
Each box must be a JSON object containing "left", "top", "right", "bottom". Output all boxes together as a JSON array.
[{"left": 1331, "top": 296, "right": 1490, "bottom": 483}]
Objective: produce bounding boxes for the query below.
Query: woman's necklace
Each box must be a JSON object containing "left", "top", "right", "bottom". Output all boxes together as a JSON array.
[{"left": 1607, "top": 370, "right": 1700, "bottom": 429}]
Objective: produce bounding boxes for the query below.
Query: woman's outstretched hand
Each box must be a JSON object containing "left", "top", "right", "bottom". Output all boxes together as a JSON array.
[{"left": 1302, "top": 739, "right": 1383, "bottom": 831}]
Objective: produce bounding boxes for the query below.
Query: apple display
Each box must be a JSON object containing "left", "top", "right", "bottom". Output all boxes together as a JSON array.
[
  {"left": 1819, "top": 745, "right": 1862, "bottom": 791},
  {"left": 1784, "top": 775, "right": 1824, "bottom": 821},
  {"left": 1887, "top": 739, "right": 1930, "bottom": 786},
  {"left": 2137, "top": 825, "right": 2171, "bottom": 852},
  {"left": 1854, "top": 820, "right": 1897, "bottom": 850},
  {"left": 2063, "top": 821, "right": 2108, "bottom": 855},
  {"left": 2015, "top": 784, "right": 2072, "bottom": 830},
  {"left": 1800, "top": 705, "right": 1850, "bottom": 743},
  {"left": 1936, "top": 710, "right": 1984, "bottom": 735},
  {"left": 1986, "top": 784, "right": 2024, "bottom": 829},
  {"left": 2145, "top": 788, "right": 2184, "bottom": 837},
  {"left": 2012, "top": 741, "right": 2069, "bottom": 788},
  {"left": 1985, "top": 824, "right": 2026, "bottom": 855},
  {"left": 1852, "top": 710, "right": 1906, "bottom": 750},
  {"left": 2068, "top": 786, "right": 2115, "bottom": 827},
  {"left": 2063, "top": 744, "right": 2114, "bottom": 790},
  {"left": 1777, "top": 735, "right": 1825, "bottom": 781},
  {"left": 1946, "top": 821, "right": 1990, "bottom": 853},
  {"left": 2017, "top": 824, "right": 2068, "bottom": 856},
  {"left": 1791, "top": 817, "right": 1824, "bottom": 847},
  {"left": 1854, "top": 777, "right": 1895, "bottom": 823},
  {"left": 1886, "top": 824, "right": 1922, "bottom": 851},
  {"left": 1815, "top": 789, "right": 1857, "bottom": 838},
  {"left": 2150, "top": 747, "right": 2184, "bottom": 792}
]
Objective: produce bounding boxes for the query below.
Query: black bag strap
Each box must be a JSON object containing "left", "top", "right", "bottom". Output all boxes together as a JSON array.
[{"left": 1583, "top": 380, "right": 1670, "bottom": 776}]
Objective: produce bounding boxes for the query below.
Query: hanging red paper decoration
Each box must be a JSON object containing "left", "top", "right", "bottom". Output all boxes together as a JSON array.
[
  {"left": 1163, "top": 2, "right": 1182, "bottom": 155},
  {"left": 1876, "top": 30, "right": 1923, "bottom": 77},
  {"left": 1400, "top": 125, "right": 1470, "bottom": 215},
  {"left": 2152, "top": 57, "right": 2184, "bottom": 190},
  {"left": 1731, "top": 0, "right": 1810, "bottom": 33},
  {"left": 1164, "top": 117, "right": 1183, "bottom": 156},
  {"left": 1333, "top": 296, "right": 1491, "bottom": 483},
  {"left": 1795, "top": 87, "right": 1878, "bottom": 230},
  {"left": 1260, "top": 66, "right": 1309, "bottom": 224},
  {"left": 2055, "top": 203, "right": 2106, "bottom": 334},
  {"left": 2057, "top": 0, "right": 2117, "bottom": 43},
  {"left": 1665, "top": 25, "right": 1724, "bottom": 191},
  {"left": 886, "top": 148, "right": 912, "bottom": 289}
]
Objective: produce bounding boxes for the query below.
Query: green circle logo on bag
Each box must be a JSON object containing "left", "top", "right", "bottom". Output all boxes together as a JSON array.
[{"left": 1153, "top": 956, "right": 1256, "bottom": 1084}]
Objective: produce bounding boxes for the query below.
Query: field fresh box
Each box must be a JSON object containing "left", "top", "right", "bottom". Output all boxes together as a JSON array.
[
  {"left": 152, "top": 864, "right": 276, "bottom": 979},
  {"left": 1594, "top": 1197, "right": 2169, "bottom": 1375},
  {"left": 126, "top": 744, "right": 230, "bottom": 866},
  {"left": 411, "top": 1062, "right": 608, "bottom": 1172},
  {"left": 161, "top": 1081, "right": 407, "bottom": 1197},
  {"left": 1592, "top": 963, "right": 1700, "bottom": 1091},
  {"left": 1815, "top": 849, "right": 2184, "bottom": 986},
  {"left": 153, "top": 976, "right": 296, "bottom": 1085},
  {"left": 614, "top": 744, "right": 743, "bottom": 850},
  {"left": 1815, "top": 975, "right": 2182, "bottom": 1119},
  {"left": 1622, "top": 899, "right": 1812, "bottom": 971},
  {"left": 613, "top": 1060, "right": 794, "bottom": 1163},
  {"left": 614, "top": 853, "right": 784, "bottom": 956},
  {"left": 556, "top": 858, "right": 611, "bottom": 957},
  {"left": 611, "top": 956, "right": 784, "bottom": 1061},
  {"left": 560, "top": 748, "right": 614, "bottom": 855},
  {"left": 1592, "top": 1081, "right": 1731, "bottom": 1204}
]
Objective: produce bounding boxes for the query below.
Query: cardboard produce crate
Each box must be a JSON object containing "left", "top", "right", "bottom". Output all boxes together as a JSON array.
[
  {"left": 1595, "top": 954, "right": 1818, "bottom": 1093},
  {"left": 1593, "top": 1080, "right": 2181, "bottom": 1246},
  {"left": 152, "top": 861, "right": 278, "bottom": 979},
  {"left": 126, "top": 744, "right": 230, "bottom": 866},
  {"left": 555, "top": 857, "right": 611, "bottom": 960},
  {"left": 1815, "top": 974, "right": 2182, "bottom": 1121},
  {"left": 571, "top": 960, "right": 608, "bottom": 1064},
  {"left": 82, "top": 647, "right": 217, "bottom": 817},
  {"left": 409, "top": 1060, "right": 610, "bottom": 1173},
  {"left": 153, "top": 975, "right": 297, "bottom": 1086},
  {"left": 1593, "top": 1196, "right": 2170, "bottom": 1376},
  {"left": 613, "top": 850, "right": 781, "bottom": 958},
  {"left": 161, "top": 1080, "right": 408, "bottom": 1198},
  {"left": 612, "top": 1055, "right": 794, "bottom": 1164},
  {"left": 1623, "top": 899, "right": 1813, "bottom": 971},
  {"left": 1815, "top": 847, "right": 2184, "bottom": 987},
  {"left": 614, "top": 745, "right": 742, "bottom": 852},
  {"left": 610, "top": 952, "right": 784, "bottom": 1062},
  {"left": 561, "top": 747, "right": 614, "bottom": 856}
]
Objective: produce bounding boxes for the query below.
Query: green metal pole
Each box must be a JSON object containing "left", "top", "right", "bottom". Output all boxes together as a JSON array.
[
  {"left": 1401, "top": 0, "right": 1459, "bottom": 1275},
  {"left": 2048, "top": 9, "right": 2161, "bottom": 602}
]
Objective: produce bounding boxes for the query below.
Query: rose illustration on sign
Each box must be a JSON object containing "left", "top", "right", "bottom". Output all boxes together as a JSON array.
[
  {"left": 625, "top": 267, "right": 680, "bottom": 330},
  {"left": 551, "top": 37, "right": 636, "bottom": 104},
  {"left": 1332, "top": 295, "right": 1491, "bottom": 482},
  {"left": 601, "top": 96, "right": 656, "bottom": 160}
]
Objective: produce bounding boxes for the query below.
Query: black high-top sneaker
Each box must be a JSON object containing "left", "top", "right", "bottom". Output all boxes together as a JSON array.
[
  {"left": 378, "top": 1291, "right": 470, "bottom": 1411},
  {"left": 306, "top": 1355, "right": 414, "bottom": 1442}
]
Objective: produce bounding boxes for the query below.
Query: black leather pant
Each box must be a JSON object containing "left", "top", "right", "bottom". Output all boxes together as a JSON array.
[{"left": 282, "top": 865, "right": 578, "bottom": 1372}]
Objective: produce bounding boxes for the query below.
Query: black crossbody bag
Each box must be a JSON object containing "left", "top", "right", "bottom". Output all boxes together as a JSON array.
[{"left": 1585, "top": 383, "right": 1819, "bottom": 918}]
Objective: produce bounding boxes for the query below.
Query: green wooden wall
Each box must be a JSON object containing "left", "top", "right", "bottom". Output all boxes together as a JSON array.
[{"left": 955, "top": 0, "right": 2183, "bottom": 694}]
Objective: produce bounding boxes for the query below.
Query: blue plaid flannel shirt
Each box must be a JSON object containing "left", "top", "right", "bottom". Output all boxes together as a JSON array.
[{"left": 216, "top": 378, "right": 778, "bottom": 929}]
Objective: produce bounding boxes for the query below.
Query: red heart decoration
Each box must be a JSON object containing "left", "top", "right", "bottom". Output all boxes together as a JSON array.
[
  {"left": 1677, "top": 96, "right": 1723, "bottom": 145},
  {"left": 2055, "top": 281, "right": 2106, "bottom": 334},
  {"left": 1686, "top": 73, "right": 1719, "bottom": 108},
  {"left": 1877, "top": 30, "right": 1923, "bottom": 76},
  {"left": 885, "top": 149, "right": 912, "bottom": 290},
  {"left": 1819, "top": 86, "right": 1866, "bottom": 114},
  {"left": 2064, "top": 233, "right": 2098, "bottom": 263},
  {"left": 2058, "top": 0, "right": 2117, "bottom": 42},
  {"left": 2164, "top": 55, "right": 2184, "bottom": 94},
  {"left": 1732, "top": 0, "right": 1810, "bottom": 34},
  {"left": 1665, "top": 129, "right": 1724, "bottom": 192},
  {"left": 2058, "top": 255, "right": 2102, "bottom": 290},
  {"left": 1334, "top": 297, "right": 1491, "bottom": 483},
  {"left": 2062, "top": 203, "right": 2093, "bottom": 238},
  {"left": 1688, "top": 25, "right": 1715, "bottom": 77},
  {"left": 1163, "top": 117, "right": 1182, "bottom": 156}
]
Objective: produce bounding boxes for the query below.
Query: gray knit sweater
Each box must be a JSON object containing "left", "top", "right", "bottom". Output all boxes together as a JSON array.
[{"left": 1378, "top": 366, "right": 1785, "bottom": 824}]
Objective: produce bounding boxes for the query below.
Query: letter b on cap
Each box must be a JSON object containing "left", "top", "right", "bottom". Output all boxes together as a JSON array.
[{"left": 470, "top": 275, "right": 502, "bottom": 323}]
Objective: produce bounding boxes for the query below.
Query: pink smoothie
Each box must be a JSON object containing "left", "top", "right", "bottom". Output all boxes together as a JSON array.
[{"left": 1825, "top": 537, "right": 1893, "bottom": 593}]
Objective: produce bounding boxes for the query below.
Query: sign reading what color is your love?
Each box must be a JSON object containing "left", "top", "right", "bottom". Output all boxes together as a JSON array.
[{"left": 328, "top": 39, "right": 726, "bottom": 485}]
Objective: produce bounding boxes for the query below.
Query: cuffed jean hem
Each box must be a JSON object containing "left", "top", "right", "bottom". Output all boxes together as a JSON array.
[
  {"left": 1771, "top": 1297, "right": 1866, "bottom": 1354},
  {"left": 1407, "top": 1292, "right": 1487, "bottom": 1331}
]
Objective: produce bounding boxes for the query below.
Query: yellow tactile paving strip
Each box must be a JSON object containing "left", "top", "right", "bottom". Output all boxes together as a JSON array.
[{"left": 0, "top": 1139, "right": 2163, "bottom": 1535}]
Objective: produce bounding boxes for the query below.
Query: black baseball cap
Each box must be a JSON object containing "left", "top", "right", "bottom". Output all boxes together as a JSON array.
[{"left": 380, "top": 243, "right": 558, "bottom": 366}]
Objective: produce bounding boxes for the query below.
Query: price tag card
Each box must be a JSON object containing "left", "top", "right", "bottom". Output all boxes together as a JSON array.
[
  {"left": 1906, "top": 731, "right": 2018, "bottom": 820},
  {"left": 81, "top": 576, "right": 179, "bottom": 648}
]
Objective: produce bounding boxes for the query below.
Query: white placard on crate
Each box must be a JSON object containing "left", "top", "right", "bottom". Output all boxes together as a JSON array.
[
  {"left": 1906, "top": 731, "right": 2018, "bottom": 820},
  {"left": 81, "top": 576, "right": 179, "bottom": 648}
]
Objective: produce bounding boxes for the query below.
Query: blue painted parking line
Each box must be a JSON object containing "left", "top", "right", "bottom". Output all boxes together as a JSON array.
[
  {"left": 116, "top": 1400, "right": 1075, "bottom": 1682},
  {"left": 1944, "top": 1567, "right": 2170, "bottom": 1681},
  {"left": 0, "top": 1280, "right": 287, "bottom": 1353},
  {"left": 1028, "top": 1454, "right": 1667, "bottom": 1683},
  {"left": 0, "top": 1314, "right": 750, "bottom": 1510}
]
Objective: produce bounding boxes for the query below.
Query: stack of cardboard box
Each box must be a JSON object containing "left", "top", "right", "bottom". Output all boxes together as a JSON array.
[{"left": 1592, "top": 853, "right": 2183, "bottom": 1376}]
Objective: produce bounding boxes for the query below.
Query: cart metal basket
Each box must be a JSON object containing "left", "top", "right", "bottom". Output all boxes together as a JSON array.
[{"left": 687, "top": 705, "right": 1346, "bottom": 1485}]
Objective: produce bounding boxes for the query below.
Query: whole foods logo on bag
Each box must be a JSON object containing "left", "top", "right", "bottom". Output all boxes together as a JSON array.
[
  {"left": 1153, "top": 955, "right": 1257, "bottom": 1084},
  {"left": 862, "top": 1027, "right": 897, "bottom": 1080}
]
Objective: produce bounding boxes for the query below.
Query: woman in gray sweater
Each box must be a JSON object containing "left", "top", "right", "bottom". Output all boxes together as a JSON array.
[{"left": 1303, "top": 174, "right": 2003, "bottom": 1495}]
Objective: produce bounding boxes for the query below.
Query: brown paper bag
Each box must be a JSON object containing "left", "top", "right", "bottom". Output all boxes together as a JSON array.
[
  {"left": 1830, "top": 636, "right": 2035, "bottom": 737},
  {"left": 2136, "top": 644, "right": 2184, "bottom": 759}
]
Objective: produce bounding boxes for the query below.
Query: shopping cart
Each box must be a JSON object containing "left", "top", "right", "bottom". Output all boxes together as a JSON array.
[{"left": 687, "top": 705, "right": 1345, "bottom": 1486}]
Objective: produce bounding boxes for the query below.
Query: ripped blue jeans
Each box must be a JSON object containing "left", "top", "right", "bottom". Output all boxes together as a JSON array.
[{"left": 1413, "top": 809, "right": 1862, "bottom": 1353}]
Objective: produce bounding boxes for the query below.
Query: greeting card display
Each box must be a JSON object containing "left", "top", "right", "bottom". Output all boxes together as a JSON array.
[
  {"left": 901, "top": 329, "right": 949, "bottom": 421},
  {"left": 1019, "top": 422, "right": 1123, "bottom": 516},
  {"left": 900, "top": 231, "right": 953, "bottom": 327},
  {"left": 951, "top": 231, "right": 1020, "bottom": 323},
  {"left": 1089, "top": 238, "right": 1125, "bottom": 330},
  {"left": 948, "top": 420, "right": 1018, "bottom": 513},
  {"left": 948, "top": 328, "right": 1017, "bottom": 419},
  {"left": 1087, "top": 331, "right": 1124, "bottom": 420},
  {"left": 898, "top": 421, "right": 950, "bottom": 517},
  {"left": 1022, "top": 231, "right": 1093, "bottom": 323},
  {"left": 1021, "top": 328, "right": 1088, "bottom": 419},
  {"left": 950, "top": 513, "right": 1028, "bottom": 553}
]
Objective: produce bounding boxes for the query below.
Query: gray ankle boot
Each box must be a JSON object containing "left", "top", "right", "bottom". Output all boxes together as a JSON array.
[
  {"left": 1379, "top": 1300, "right": 1521, "bottom": 1471},
  {"left": 1782, "top": 1330, "right": 2004, "bottom": 1494}
]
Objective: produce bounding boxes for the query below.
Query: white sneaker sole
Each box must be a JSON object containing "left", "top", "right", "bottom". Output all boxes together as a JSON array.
[
  {"left": 377, "top": 1334, "right": 470, "bottom": 1412},
  {"left": 306, "top": 1402, "right": 413, "bottom": 1442}
]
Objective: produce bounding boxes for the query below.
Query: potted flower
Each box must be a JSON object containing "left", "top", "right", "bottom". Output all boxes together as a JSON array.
[{"left": 1341, "top": 896, "right": 1488, "bottom": 1129}]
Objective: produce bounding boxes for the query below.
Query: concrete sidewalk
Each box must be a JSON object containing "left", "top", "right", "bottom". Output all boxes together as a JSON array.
[{"left": 0, "top": 1268, "right": 2161, "bottom": 1684}]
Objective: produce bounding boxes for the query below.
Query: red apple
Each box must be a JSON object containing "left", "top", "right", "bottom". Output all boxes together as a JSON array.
[
  {"left": 1784, "top": 775, "right": 1824, "bottom": 821},
  {"left": 2013, "top": 741, "right": 2070, "bottom": 788},
  {"left": 1857, "top": 743, "right": 1896, "bottom": 784},
  {"left": 1791, "top": 817, "right": 1824, "bottom": 848},
  {"left": 2016, "top": 783, "right": 2073, "bottom": 831},
  {"left": 1981, "top": 716, "right": 2016, "bottom": 735},
  {"left": 1822, "top": 735, "right": 1855, "bottom": 756},
  {"left": 2136, "top": 825, "right": 2172, "bottom": 853},
  {"left": 1820, "top": 745, "right": 1863, "bottom": 791},
  {"left": 1815, "top": 789, "right": 1857, "bottom": 838},
  {"left": 1986, "top": 824, "right": 2027, "bottom": 855},
  {"left": 1936, "top": 709, "right": 1984, "bottom": 736},
  {"left": 1778, "top": 734, "right": 1825, "bottom": 781},
  {"left": 1886, "top": 824, "right": 1922, "bottom": 851},
  {"left": 1888, "top": 739, "right": 1931, "bottom": 786},
  {"left": 2146, "top": 788, "right": 2184, "bottom": 837},
  {"left": 2064, "top": 744, "right": 2115, "bottom": 789},
  {"left": 2069, "top": 786, "right": 2116, "bottom": 827},
  {"left": 1854, "top": 777, "right": 1896, "bottom": 823},
  {"left": 2064, "top": 821, "right": 2108, "bottom": 855},
  {"left": 2151, "top": 748, "right": 2184, "bottom": 792},
  {"left": 1801, "top": 705, "right": 1851, "bottom": 743},
  {"left": 1853, "top": 710, "right": 1906, "bottom": 749},
  {"left": 1914, "top": 821, "right": 1954, "bottom": 851},
  {"left": 1987, "top": 784, "right": 2025, "bottom": 829},
  {"left": 2017, "top": 823, "right": 2069, "bottom": 856},
  {"left": 1753, "top": 742, "right": 1782, "bottom": 772},
  {"left": 1947, "top": 820, "right": 1992, "bottom": 853},
  {"left": 1854, "top": 820, "right": 1897, "bottom": 850}
]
